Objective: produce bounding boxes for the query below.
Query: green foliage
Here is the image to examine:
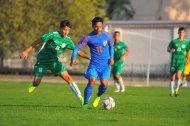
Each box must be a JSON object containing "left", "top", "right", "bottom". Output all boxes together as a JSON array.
[
  {"left": 1, "top": 81, "right": 190, "bottom": 126},
  {"left": 0, "top": 0, "right": 107, "bottom": 57},
  {"left": 106, "top": 0, "right": 135, "bottom": 20}
]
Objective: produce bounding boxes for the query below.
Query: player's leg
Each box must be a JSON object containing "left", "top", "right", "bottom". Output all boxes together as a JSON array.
[
  {"left": 114, "top": 61, "right": 125, "bottom": 92},
  {"left": 28, "top": 63, "right": 47, "bottom": 93},
  {"left": 93, "top": 66, "right": 110, "bottom": 107},
  {"left": 175, "top": 63, "right": 185, "bottom": 96},
  {"left": 59, "top": 71, "right": 83, "bottom": 103},
  {"left": 170, "top": 73, "right": 176, "bottom": 96},
  {"left": 113, "top": 74, "right": 120, "bottom": 92},
  {"left": 175, "top": 70, "right": 183, "bottom": 96},
  {"left": 83, "top": 66, "right": 98, "bottom": 109},
  {"left": 52, "top": 61, "right": 83, "bottom": 104},
  {"left": 181, "top": 64, "right": 190, "bottom": 87},
  {"left": 93, "top": 79, "right": 108, "bottom": 108},
  {"left": 112, "top": 65, "right": 120, "bottom": 92}
]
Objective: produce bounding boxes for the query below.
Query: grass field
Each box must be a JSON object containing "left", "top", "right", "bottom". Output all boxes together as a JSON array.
[{"left": 0, "top": 80, "right": 190, "bottom": 126}]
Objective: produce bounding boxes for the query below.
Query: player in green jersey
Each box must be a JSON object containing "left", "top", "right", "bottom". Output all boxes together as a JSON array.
[
  {"left": 167, "top": 27, "right": 190, "bottom": 96},
  {"left": 20, "top": 20, "right": 90, "bottom": 105},
  {"left": 111, "top": 31, "right": 129, "bottom": 92}
]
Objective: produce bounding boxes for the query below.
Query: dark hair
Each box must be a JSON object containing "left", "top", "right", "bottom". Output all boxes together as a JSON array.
[
  {"left": 91, "top": 16, "right": 103, "bottom": 27},
  {"left": 178, "top": 27, "right": 186, "bottom": 32},
  {"left": 114, "top": 31, "right": 120, "bottom": 35},
  {"left": 60, "top": 20, "right": 72, "bottom": 28}
]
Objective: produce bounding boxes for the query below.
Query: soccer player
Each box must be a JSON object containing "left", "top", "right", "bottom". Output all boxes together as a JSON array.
[
  {"left": 20, "top": 20, "right": 90, "bottom": 105},
  {"left": 112, "top": 31, "right": 129, "bottom": 92},
  {"left": 181, "top": 45, "right": 190, "bottom": 87},
  {"left": 70, "top": 16, "right": 114, "bottom": 109},
  {"left": 167, "top": 27, "right": 189, "bottom": 96}
]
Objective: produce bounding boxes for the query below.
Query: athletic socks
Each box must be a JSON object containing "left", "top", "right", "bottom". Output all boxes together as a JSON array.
[
  {"left": 170, "top": 81, "right": 175, "bottom": 95},
  {"left": 69, "top": 82, "right": 82, "bottom": 100},
  {"left": 84, "top": 84, "right": 93, "bottom": 105},
  {"left": 97, "top": 84, "right": 107, "bottom": 97},
  {"left": 114, "top": 79, "right": 120, "bottom": 92},
  {"left": 118, "top": 78, "right": 125, "bottom": 92}
]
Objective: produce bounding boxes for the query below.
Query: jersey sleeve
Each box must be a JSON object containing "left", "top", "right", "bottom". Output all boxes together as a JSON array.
[
  {"left": 187, "top": 42, "right": 190, "bottom": 52},
  {"left": 76, "top": 36, "right": 88, "bottom": 49},
  {"left": 123, "top": 42, "right": 128, "bottom": 50},
  {"left": 40, "top": 32, "right": 55, "bottom": 43},
  {"left": 66, "top": 38, "right": 75, "bottom": 50},
  {"left": 167, "top": 40, "right": 174, "bottom": 50}
]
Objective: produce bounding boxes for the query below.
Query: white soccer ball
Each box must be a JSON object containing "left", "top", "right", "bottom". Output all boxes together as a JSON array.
[{"left": 102, "top": 97, "right": 115, "bottom": 110}]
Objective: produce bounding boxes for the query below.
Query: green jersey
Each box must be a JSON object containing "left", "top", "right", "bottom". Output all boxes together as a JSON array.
[
  {"left": 114, "top": 41, "right": 128, "bottom": 61},
  {"left": 37, "top": 31, "right": 75, "bottom": 63},
  {"left": 167, "top": 38, "right": 189, "bottom": 62}
]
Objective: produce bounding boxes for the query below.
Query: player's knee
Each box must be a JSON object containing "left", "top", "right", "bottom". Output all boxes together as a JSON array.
[{"left": 89, "top": 78, "right": 96, "bottom": 86}]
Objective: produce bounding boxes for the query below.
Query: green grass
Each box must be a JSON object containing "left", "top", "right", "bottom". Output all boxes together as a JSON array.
[{"left": 0, "top": 80, "right": 190, "bottom": 126}]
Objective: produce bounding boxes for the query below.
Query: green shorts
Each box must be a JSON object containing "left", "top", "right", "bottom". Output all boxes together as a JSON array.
[
  {"left": 170, "top": 59, "right": 185, "bottom": 74},
  {"left": 111, "top": 60, "right": 124, "bottom": 75},
  {"left": 34, "top": 60, "right": 66, "bottom": 77}
]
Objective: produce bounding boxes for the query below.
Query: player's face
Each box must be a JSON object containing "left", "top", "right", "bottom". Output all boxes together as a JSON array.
[
  {"left": 93, "top": 22, "right": 103, "bottom": 35},
  {"left": 60, "top": 26, "right": 70, "bottom": 37},
  {"left": 114, "top": 33, "right": 120, "bottom": 42},
  {"left": 178, "top": 30, "right": 186, "bottom": 38}
]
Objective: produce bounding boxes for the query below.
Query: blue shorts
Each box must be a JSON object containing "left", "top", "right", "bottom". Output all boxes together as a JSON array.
[{"left": 84, "top": 65, "right": 111, "bottom": 80}]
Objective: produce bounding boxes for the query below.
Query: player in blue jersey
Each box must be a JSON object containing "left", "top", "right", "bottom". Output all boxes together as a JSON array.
[{"left": 70, "top": 16, "right": 114, "bottom": 110}]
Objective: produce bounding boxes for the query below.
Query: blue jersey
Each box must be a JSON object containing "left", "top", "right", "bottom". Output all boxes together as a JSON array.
[{"left": 72, "top": 31, "right": 114, "bottom": 68}]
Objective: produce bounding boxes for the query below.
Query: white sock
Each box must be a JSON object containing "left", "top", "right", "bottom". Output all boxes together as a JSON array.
[
  {"left": 175, "top": 79, "right": 181, "bottom": 91},
  {"left": 114, "top": 79, "right": 120, "bottom": 91},
  {"left": 69, "top": 82, "right": 82, "bottom": 99},
  {"left": 118, "top": 78, "right": 125, "bottom": 92},
  {"left": 170, "top": 81, "right": 174, "bottom": 94}
]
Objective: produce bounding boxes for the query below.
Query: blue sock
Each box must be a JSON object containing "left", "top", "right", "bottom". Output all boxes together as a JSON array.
[
  {"left": 84, "top": 84, "right": 93, "bottom": 105},
  {"left": 97, "top": 85, "right": 107, "bottom": 97}
]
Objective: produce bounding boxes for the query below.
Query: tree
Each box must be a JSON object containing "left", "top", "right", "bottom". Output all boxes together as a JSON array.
[
  {"left": 106, "top": 0, "right": 135, "bottom": 20},
  {"left": 0, "top": 0, "right": 107, "bottom": 57}
]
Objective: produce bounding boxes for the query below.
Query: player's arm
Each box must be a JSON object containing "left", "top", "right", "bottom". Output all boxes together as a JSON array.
[
  {"left": 108, "top": 32, "right": 114, "bottom": 66},
  {"left": 77, "top": 51, "right": 90, "bottom": 60},
  {"left": 120, "top": 47, "right": 130, "bottom": 60},
  {"left": 20, "top": 39, "right": 42, "bottom": 59},
  {"left": 167, "top": 41, "right": 175, "bottom": 53},
  {"left": 70, "top": 36, "right": 88, "bottom": 66}
]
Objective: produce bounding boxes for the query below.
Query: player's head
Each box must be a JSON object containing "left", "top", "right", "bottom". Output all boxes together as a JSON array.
[
  {"left": 91, "top": 16, "right": 103, "bottom": 35},
  {"left": 114, "top": 31, "right": 120, "bottom": 42},
  {"left": 59, "top": 20, "right": 72, "bottom": 37},
  {"left": 178, "top": 27, "right": 186, "bottom": 38}
]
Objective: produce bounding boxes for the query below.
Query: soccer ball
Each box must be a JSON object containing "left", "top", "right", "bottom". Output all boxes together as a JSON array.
[{"left": 102, "top": 97, "right": 115, "bottom": 110}]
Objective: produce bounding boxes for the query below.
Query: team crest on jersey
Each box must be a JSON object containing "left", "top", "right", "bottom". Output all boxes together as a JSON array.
[
  {"left": 62, "top": 43, "right": 66, "bottom": 48},
  {"left": 182, "top": 44, "right": 185, "bottom": 48},
  {"left": 103, "top": 40, "right": 107, "bottom": 46}
]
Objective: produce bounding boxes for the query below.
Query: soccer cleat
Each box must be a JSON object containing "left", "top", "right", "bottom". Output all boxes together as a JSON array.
[
  {"left": 82, "top": 104, "right": 88, "bottom": 110},
  {"left": 180, "top": 82, "right": 184, "bottom": 88},
  {"left": 175, "top": 90, "right": 179, "bottom": 97},
  {"left": 170, "top": 93, "right": 174, "bottom": 97},
  {"left": 28, "top": 84, "right": 36, "bottom": 93},
  {"left": 80, "top": 97, "right": 84, "bottom": 106},
  {"left": 93, "top": 96, "right": 100, "bottom": 108},
  {"left": 114, "top": 89, "right": 120, "bottom": 93}
]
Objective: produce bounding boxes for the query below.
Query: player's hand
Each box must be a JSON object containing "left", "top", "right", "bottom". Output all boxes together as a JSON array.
[
  {"left": 109, "top": 58, "right": 114, "bottom": 66},
  {"left": 170, "top": 48, "right": 175, "bottom": 53},
  {"left": 20, "top": 51, "right": 28, "bottom": 59},
  {"left": 120, "top": 56, "right": 125, "bottom": 60},
  {"left": 70, "top": 59, "right": 77, "bottom": 66}
]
